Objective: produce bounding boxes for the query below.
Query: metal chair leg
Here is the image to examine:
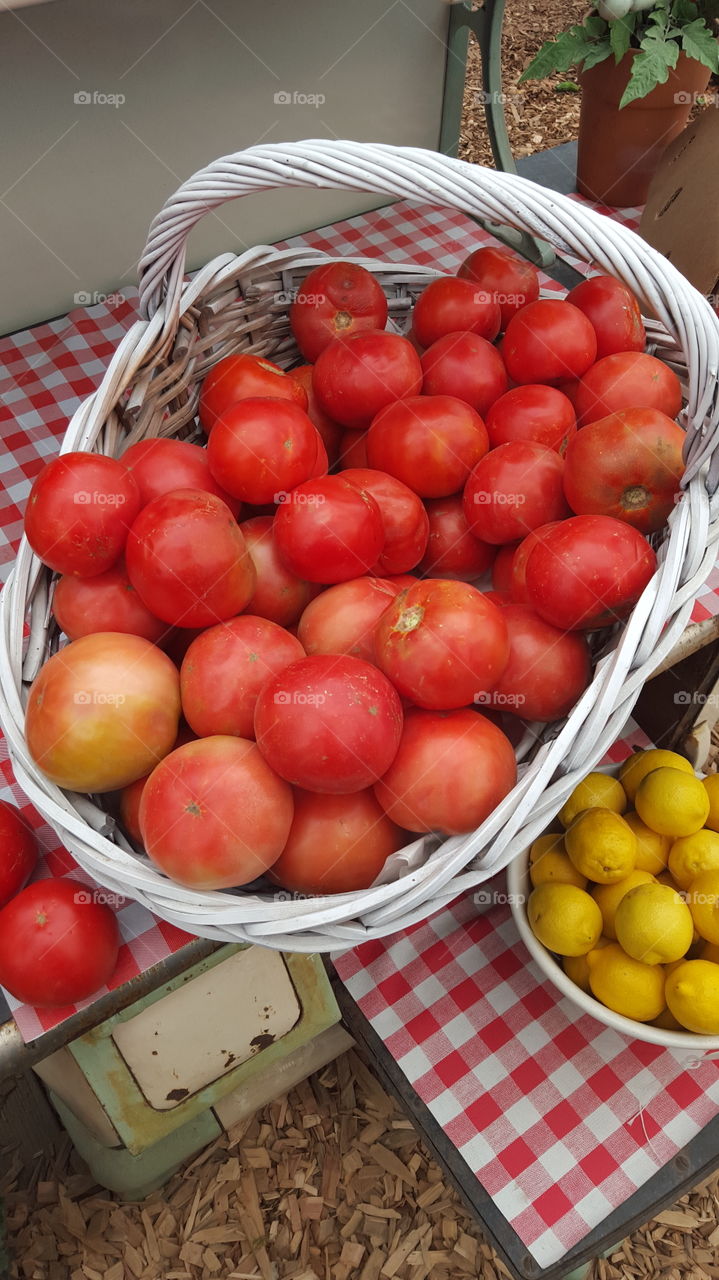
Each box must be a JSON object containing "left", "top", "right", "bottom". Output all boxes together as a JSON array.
[{"left": 440, "top": 0, "right": 556, "bottom": 269}]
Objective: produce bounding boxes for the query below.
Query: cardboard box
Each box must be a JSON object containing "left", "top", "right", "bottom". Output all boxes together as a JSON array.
[{"left": 639, "top": 105, "right": 719, "bottom": 306}]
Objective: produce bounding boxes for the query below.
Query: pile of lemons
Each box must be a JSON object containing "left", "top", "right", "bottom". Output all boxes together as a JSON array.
[{"left": 526, "top": 749, "right": 719, "bottom": 1035}]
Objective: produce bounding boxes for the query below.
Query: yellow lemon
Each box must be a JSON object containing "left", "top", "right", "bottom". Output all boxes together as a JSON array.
[
  {"left": 527, "top": 883, "right": 603, "bottom": 957},
  {"left": 591, "top": 871, "right": 656, "bottom": 940},
  {"left": 699, "top": 941, "right": 719, "bottom": 964},
  {"left": 563, "top": 937, "right": 611, "bottom": 992},
  {"left": 619, "top": 749, "right": 694, "bottom": 804},
  {"left": 565, "top": 808, "right": 637, "bottom": 883},
  {"left": 529, "top": 833, "right": 587, "bottom": 889},
  {"left": 558, "top": 772, "right": 627, "bottom": 828},
  {"left": 587, "top": 943, "right": 666, "bottom": 1022},
  {"left": 668, "top": 829, "right": 719, "bottom": 890},
  {"left": 623, "top": 811, "right": 671, "bottom": 875},
  {"left": 614, "top": 882, "right": 694, "bottom": 965},
  {"left": 687, "top": 870, "right": 719, "bottom": 945},
  {"left": 635, "top": 768, "right": 709, "bottom": 838},
  {"left": 702, "top": 774, "right": 719, "bottom": 833},
  {"left": 665, "top": 960, "right": 719, "bottom": 1034}
]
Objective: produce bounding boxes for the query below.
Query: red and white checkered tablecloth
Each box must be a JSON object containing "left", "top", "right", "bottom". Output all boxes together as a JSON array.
[{"left": 3, "top": 191, "right": 719, "bottom": 1266}]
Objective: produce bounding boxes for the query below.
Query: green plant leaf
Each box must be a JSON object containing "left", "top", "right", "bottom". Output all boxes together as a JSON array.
[
  {"left": 619, "top": 39, "right": 678, "bottom": 107},
  {"left": 584, "top": 16, "right": 608, "bottom": 38},
  {"left": 681, "top": 19, "right": 719, "bottom": 72},
  {"left": 610, "top": 15, "right": 635, "bottom": 63},
  {"left": 581, "top": 43, "right": 613, "bottom": 70},
  {"left": 520, "top": 28, "right": 599, "bottom": 81}
]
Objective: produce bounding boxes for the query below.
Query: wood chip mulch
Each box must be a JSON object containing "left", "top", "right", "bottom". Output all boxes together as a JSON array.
[
  {"left": 459, "top": 0, "right": 586, "bottom": 168},
  {"left": 3, "top": 1049, "right": 719, "bottom": 1280}
]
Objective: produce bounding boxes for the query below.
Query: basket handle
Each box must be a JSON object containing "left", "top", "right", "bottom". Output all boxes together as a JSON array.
[{"left": 137, "top": 139, "right": 719, "bottom": 445}]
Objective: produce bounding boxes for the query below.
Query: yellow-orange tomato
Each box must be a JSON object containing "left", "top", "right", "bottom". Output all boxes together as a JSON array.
[{"left": 26, "top": 632, "right": 181, "bottom": 793}]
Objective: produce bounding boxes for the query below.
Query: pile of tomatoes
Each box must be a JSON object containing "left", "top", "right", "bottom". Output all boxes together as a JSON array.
[{"left": 17, "top": 246, "right": 687, "bottom": 923}]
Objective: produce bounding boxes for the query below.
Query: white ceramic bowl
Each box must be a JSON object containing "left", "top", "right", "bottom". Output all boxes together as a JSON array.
[{"left": 507, "top": 825, "right": 719, "bottom": 1053}]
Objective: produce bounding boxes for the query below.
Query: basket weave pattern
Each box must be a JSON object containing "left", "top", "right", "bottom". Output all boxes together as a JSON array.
[{"left": 2, "top": 140, "right": 719, "bottom": 951}]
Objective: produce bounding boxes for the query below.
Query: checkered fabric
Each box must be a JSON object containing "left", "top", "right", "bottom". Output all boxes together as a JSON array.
[{"left": 2, "top": 196, "right": 719, "bottom": 1263}]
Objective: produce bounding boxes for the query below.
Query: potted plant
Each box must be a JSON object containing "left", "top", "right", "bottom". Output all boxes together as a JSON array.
[{"left": 521, "top": 1, "right": 719, "bottom": 207}]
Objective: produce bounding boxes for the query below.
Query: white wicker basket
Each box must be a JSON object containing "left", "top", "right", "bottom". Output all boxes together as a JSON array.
[{"left": 2, "top": 140, "right": 719, "bottom": 953}]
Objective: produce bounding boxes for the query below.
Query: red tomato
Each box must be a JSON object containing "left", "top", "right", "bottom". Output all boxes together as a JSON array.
[
  {"left": 509, "top": 522, "right": 564, "bottom": 604},
  {"left": 297, "top": 577, "right": 401, "bottom": 664},
  {"left": 269, "top": 789, "right": 405, "bottom": 894},
  {"left": 119, "top": 723, "right": 196, "bottom": 843},
  {"left": 289, "top": 364, "right": 343, "bottom": 464},
  {"left": 486, "top": 604, "right": 592, "bottom": 722},
  {"left": 502, "top": 300, "right": 597, "bottom": 385},
  {"left": 484, "top": 589, "right": 512, "bottom": 608},
  {"left": 420, "top": 497, "right": 496, "bottom": 580},
  {"left": 525, "top": 515, "right": 657, "bottom": 631},
  {"left": 122, "top": 438, "right": 241, "bottom": 517},
  {"left": 52, "top": 562, "right": 168, "bottom": 643},
  {"left": 26, "top": 632, "right": 181, "bottom": 792},
  {"left": 198, "top": 353, "right": 307, "bottom": 433},
  {"left": 309, "top": 432, "right": 329, "bottom": 480},
  {"left": 25, "top": 453, "right": 140, "bottom": 578},
  {"left": 374, "top": 708, "right": 517, "bottom": 835},
  {"left": 412, "top": 277, "right": 501, "bottom": 348},
  {"left": 375, "top": 579, "right": 509, "bottom": 709},
  {"left": 140, "top": 737, "right": 294, "bottom": 889},
  {"left": 567, "top": 274, "right": 645, "bottom": 359},
  {"left": 0, "top": 879, "right": 120, "bottom": 1006},
  {"left": 337, "top": 429, "right": 369, "bottom": 469},
  {"left": 574, "top": 351, "right": 683, "bottom": 426},
  {"left": 126, "top": 489, "right": 256, "bottom": 626},
  {"left": 273, "top": 476, "right": 384, "bottom": 584},
  {"left": 0, "top": 802, "right": 38, "bottom": 908},
  {"left": 563, "top": 407, "right": 685, "bottom": 533},
  {"left": 341, "top": 468, "right": 430, "bottom": 573},
  {"left": 207, "top": 398, "right": 322, "bottom": 504},
  {"left": 313, "top": 330, "right": 422, "bottom": 429},
  {"left": 486, "top": 385, "right": 577, "bottom": 455},
  {"left": 120, "top": 773, "right": 147, "bottom": 845},
  {"left": 289, "top": 262, "right": 388, "bottom": 362},
  {"left": 463, "top": 442, "right": 569, "bottom": 545},
  {"left": 420, "top": 332, "right": 508, "bottom": 416},
  {"left": 492, "top": 544, "right": 518, "bottom": 593},
  {"left": 180, "top": 616, "right": 305, "bottom": 738},
  {"left": 254, "top": 654, "right": 403, "bottom": 793},
  {"left": 457, "top": 245, "right": 540, "bottom": 328},
  {"left": 367, "top": 395, "right": 489, "bottom": 499},
  {"left": 241, "top": 515, "right": 317, "bottom": 626}
]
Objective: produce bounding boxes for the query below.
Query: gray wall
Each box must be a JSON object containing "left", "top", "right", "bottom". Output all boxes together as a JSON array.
[{"left": 0, "top": 0, "right": 453, "bottom": 334}]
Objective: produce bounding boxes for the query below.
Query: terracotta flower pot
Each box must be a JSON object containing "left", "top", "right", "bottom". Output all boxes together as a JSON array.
[{"left": 577, "top": 50, "right": 711, "bottom": 208}]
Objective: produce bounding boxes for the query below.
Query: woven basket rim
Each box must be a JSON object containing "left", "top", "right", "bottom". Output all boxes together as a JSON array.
[{"left": 2, "top": 140, "right": 719, "bottom": 950}]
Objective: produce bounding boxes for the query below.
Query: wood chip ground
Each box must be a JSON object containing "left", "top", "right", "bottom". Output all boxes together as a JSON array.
[{"left": 3, "top": 1050, "right": 718, "bottom": 1279}]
